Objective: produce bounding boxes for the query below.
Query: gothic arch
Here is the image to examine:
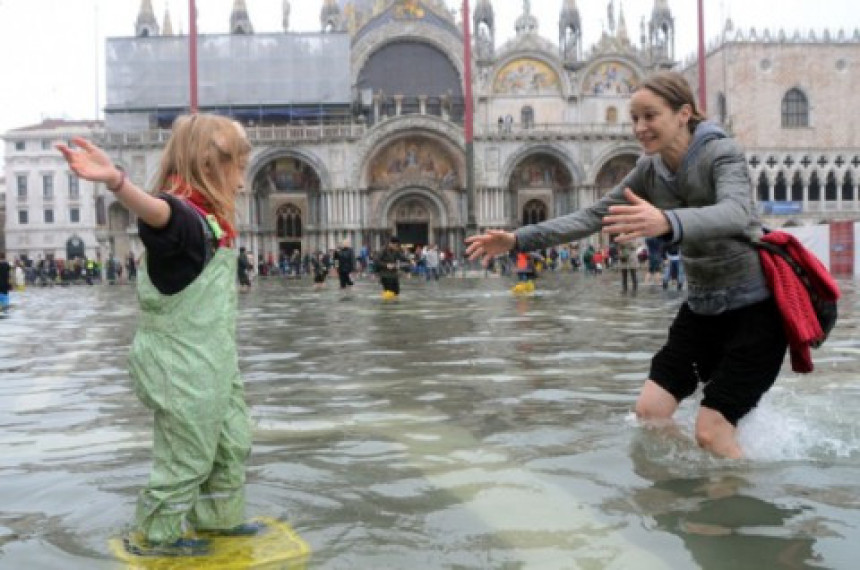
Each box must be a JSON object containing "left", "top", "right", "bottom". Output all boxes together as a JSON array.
[
  {"left": 356, "top": 116, "right": 465, "bottom": 188},
  {"left": 577, "top": 56, "right": 643, "bottom": 97},
  {"left": 588, "top": 144, "right": 641, "bottom": 184},
  {"left": 246, "top": 147, "right": 331, "bottom": 193},
  {"left": 374, "top": 184, "right": 452, "bottom": 230},
  {"left": 500, "top": 144, "right": 583, "bottom": 189},
  {"left": 490, "top": 53, "right": 570, "bottom": 99},
  {"left": 351, "top": 23, "right": 464, "bottom": 90}
]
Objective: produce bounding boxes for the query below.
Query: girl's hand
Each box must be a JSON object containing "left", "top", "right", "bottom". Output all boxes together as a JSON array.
[
  {"left": 56, "top": 137, "right": 122, "bottom": 188},
  {"left": 602, "top": 188, "right": 670, "bottom": 243},
  {"left": 465, "top": 230, "right": 515, "bottom": 266}
]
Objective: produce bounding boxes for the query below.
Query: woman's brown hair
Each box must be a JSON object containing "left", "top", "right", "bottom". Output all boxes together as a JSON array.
[
  {"left": 152, "top": 114, "right": 251, "bottom": 223},
  {"left": 636, "top": 71, "right": 707, "bottom": 134}
]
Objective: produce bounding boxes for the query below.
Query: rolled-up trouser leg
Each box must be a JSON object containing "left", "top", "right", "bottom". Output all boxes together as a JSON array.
[
  {"left": 135, "top": 403, "right": 225, "bottom": 544},
  {"left": 190, "top": 377, "right": 252, "bottom": 531}
]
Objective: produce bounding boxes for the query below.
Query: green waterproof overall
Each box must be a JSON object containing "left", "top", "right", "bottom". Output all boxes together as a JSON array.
[{"left": 129, "top": 246, "right": 251, "bottom": 544}]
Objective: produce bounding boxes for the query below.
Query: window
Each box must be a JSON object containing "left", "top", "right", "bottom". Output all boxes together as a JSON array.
[
  {"left": 70, "top": 208, "right": 80, "bottom": 223},
  {"left": 825, "top": 172, "right": 838, "bottom": 201},
  {"left": 18, "top": 210, "right": 28, "bottom": 224},
  {"left": 276, "top": 205, "right": 302, "bottom": 238},
  {"left": 521, "top": 106, "right": 535, "bottom": 129},
  {"left": 791, "top": 172, "right": 804, "bottom": 202},
  {"left": 843, "top": 172, "right": 855, "bottom": 202},
  {"left": 522, "top": 199, "right": 547, "bottom": 226},
  {"left": 781, "top": 88, "right": 809, "bottom": 128},
  {"left": 606, "top": 106, "right": 618, "bottom": 124},
  {"left": 16, "top": 174, "right": 28, "bottom": 198},
  {"left": 44, "top": 209, "right": 54, "bottom": 224},
  {"left": 41, "top": 139, "right": 52, "bottom": 150},
  {"left": 756, "top": 172, "right": 769, "bottom": 202},
  {"left": 808, "top": 171, "right": 821, "bottom": 201},
  {"left": 69, "top": 174, "right": 80, "bottom": 200},
  {"left": 14, "top": 141, "right": 25, "bottom": 151},
  {"left": 43, "top": 174, "right": 54, "bottom": 199}
]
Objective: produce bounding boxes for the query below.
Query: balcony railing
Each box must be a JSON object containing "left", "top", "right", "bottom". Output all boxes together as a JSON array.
[
  {"left": 99, "top": 123, "right": 368, "bottom": 148},
  {"left": 476, "top": 122, "right": 635, "bottom": 140}
]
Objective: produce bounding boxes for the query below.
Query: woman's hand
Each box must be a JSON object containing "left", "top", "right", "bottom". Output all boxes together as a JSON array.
[
  {"left": 56, "top": 137, "right": 122, "bottom": 188},
  {"left": 602, "top": 188, "right": 670, "bottom": 243},
  {"left": 465, "top": 230, "right": 516, "bottom": 266}
]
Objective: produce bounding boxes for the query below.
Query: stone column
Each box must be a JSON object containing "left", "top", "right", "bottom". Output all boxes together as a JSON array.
[
  {"left": 394, "top": 95, "right": 403, "bottom": 117},
  {"left": 419, "top": 95, "right": 427, "bottom": 115}
]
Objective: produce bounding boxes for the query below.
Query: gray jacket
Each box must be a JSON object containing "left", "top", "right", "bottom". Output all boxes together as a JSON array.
[{"left": 515, "top": 122, "right": 768, "bottom": 314}]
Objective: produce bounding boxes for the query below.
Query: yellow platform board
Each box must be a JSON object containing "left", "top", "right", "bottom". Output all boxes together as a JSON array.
[{"left": 109, "top": 518, "right": 310, "bottom": 570}]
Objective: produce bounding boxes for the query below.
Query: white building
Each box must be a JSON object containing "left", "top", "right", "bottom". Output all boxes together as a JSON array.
[{"left": 2, "top": 120, "right": 104, "bottom": 263}]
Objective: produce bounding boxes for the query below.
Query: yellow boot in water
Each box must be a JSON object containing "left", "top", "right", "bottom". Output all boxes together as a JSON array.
[
  {"left": 511, "top": 281, "right": 536, "bottom": 295},
  {"left": 381, "top": 290, "right": 398, "bottom": 300},
  {"left": 525, "top": 280, "right": 535, "bottom": 292}
]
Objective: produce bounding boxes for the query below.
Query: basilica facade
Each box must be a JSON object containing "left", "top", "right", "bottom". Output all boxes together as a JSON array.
[
  {"left": 5, "top": 0, "right": 860, "bottom": 264},
  {"left": 92, "top": 0, "right": 678, "bottom": 261}
]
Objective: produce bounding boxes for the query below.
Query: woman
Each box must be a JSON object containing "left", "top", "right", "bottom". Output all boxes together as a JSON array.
[{"left": 466, "top": 71, "right": 786, "bottom": 459}]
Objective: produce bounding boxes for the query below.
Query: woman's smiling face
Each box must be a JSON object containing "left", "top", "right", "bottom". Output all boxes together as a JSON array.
[{"left": 629, "top": 87, "right": 692, "bottom": 156}]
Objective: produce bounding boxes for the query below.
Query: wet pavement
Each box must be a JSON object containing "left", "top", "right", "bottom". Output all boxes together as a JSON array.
[{"left": 1, "top": 270, "right": 859, "bottom": 569}]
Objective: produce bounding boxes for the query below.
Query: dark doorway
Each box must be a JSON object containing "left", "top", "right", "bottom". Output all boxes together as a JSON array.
[
  {"left": 396, "top": 223, "right": 429, "bottom": 247},
  {"left": 279, "top": 241, "right": 301, "bottom": 257}
]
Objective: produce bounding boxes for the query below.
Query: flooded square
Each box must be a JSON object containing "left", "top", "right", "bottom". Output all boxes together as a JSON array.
[{"left": 1, "top": 272, "right": 859, "bottom": 569}]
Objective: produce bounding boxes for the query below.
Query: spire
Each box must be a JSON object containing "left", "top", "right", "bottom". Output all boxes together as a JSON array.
[
  {"left": 617, "top": 1, "right": 629, "bottom": 43},
  {"left": 230, "top": 0, "right": 254, "bottom": 34},
  {"left": 560, "top": 0, "right": 582, "bottom": 65},
  {"left": 162, "top": 5, "right": 174, "bottom": 36},
  {"left": 283, "top": 0, "right": 291, "bottom": 32},
  {"left": 135, "top": 0, "right": 160, "bottom": 37},
  {"left": 321, "top": 0, "right": 342, "bottom": 33},
  {"left": 474, "top": 0, "right": 494, "bottom": 27},
  {"left": 649, "top": 0, "right": 675, "bottom": 66},
  {"left": 515, "top": 0, "right": 538, "bottom": 36},
  {"left": 474, "top": 0, "right": 495, "bottom": 61}
]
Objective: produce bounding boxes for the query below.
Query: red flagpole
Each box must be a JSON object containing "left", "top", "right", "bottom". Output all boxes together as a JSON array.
[
  {"left": 463, "top": 0, "right": 476, "bottom": 232},
  {"left": 697, "top": 0, "right": 707, "bottom": 113},
  {"left": 189, "top": 0, "right": 199, "bottom": 114}
]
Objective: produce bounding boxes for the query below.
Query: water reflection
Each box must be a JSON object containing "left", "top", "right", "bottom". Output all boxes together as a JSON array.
[{"left": 1, "top": 273, "right": 859, "bottom": 568}]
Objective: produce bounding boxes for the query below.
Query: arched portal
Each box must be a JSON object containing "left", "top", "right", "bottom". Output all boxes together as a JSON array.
[
  {"left": 508, "top": 153, "right": 573, "bottom": 224},
  {"left": 251, "top": 154, "right": 322, "bottom": 256},
  {"left": 595, "top": 154, "right": 638, "bottom": 195},
  {"left": 387, "top": 192, "right": 440, "bottom": 248}
]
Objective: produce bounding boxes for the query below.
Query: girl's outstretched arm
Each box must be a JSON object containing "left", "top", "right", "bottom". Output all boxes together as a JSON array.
[{"left": 57, "top": 137, "right": 170, "bottom": 229}]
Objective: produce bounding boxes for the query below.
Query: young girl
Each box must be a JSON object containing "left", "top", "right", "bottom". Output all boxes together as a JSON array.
[
  {"left": 57, "top": 114, "right": 256, "bottom": 555},
  {"left": 467, "top": 72, "right": 787, "bottom": 459}
]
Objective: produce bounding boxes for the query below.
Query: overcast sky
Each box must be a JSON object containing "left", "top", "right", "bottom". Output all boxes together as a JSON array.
[{"left": 0, "top": 0, "right": 856, "bottom": 144}]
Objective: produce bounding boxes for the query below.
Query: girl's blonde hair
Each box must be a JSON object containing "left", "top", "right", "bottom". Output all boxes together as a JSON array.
[{"left": 152, "top": 114, "right": 251, "bottom": 222}]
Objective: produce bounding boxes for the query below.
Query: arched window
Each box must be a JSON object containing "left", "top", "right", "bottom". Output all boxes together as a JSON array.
[
  {"left": 790, "top": 172, "right": 804, "bottom": 202},
  {"left": 756, "top": 171, "right": 769, "bottom": 202},
  {"left": 521, "top": 106, "right": 535, "bottom": 129},
  {"left": 522, "top": 199, "right": 547, "bottom": 226},
  {"left": 781, "top": 88, "right": 809, "bottom": 128},
  {"left": 605, "top": 106, "right": 618, "bottom": 124},
  {"left": 825, "top": 171, "right": 838, "bottom": 201},
  {"left": 808, "top": 171, "right": 821, "bottom": 201},
  {"left": 774, "top": 172, "right": 787, "bottom": 201},
  {"left": 717, "top": 92, "right": 727, "bottom": 125},
  {"left": 842, "top": 171, "right": 855, "bottom": 201},
  {"left": 276, "top": 204, "right": 302, "bottom": 239}
]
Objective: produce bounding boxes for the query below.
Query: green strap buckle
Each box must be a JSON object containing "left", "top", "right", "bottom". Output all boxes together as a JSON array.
[{"left": 205, "top": 214, "right": 224, "bottom": 240}]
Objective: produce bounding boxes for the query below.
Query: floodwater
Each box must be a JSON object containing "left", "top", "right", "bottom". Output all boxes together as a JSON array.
[{"left": 1, "top": 270, "right": 860, "bottom": 570}]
